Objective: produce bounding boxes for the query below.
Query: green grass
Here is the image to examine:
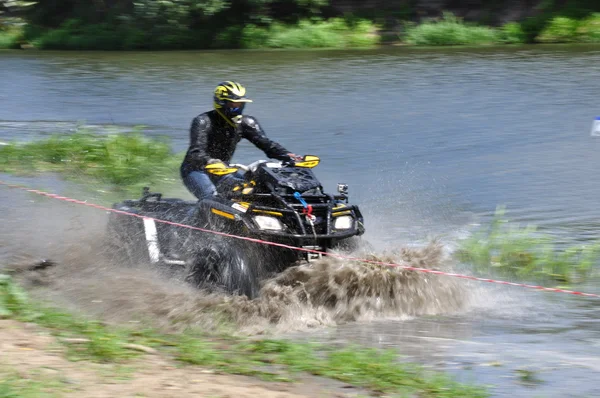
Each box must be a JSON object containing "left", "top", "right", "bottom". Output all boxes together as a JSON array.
[
  {"left": 0, "top": 370, "right": 67, "bottom": 398},
  {"left": 455, "top": 206, "right": 600, "bottom": 285},
  {"left": 241, "top": 18, "right": 379, "bottom": 49},
  {"left": 0, "top": 273, "right": 488, "bottom": 396},
  {"left": 0, "top": 129, "right": 182, "bottom": 196},
  {"left": 404, "top": 13, "right": 499, "bottom": 46}
]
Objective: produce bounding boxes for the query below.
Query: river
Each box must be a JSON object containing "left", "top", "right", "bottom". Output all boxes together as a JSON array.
[{"left": 1, "top": 45, "right": 600, "bottom": 397}]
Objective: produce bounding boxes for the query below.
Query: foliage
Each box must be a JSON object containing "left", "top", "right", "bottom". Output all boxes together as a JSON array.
[
  {"left": 404, "top": 13, "right": 498, "bottom": 46},
  {"left": 455, "top": 206, "right": 600, "bottom": 285},
  {"left": 499, "top": 22, "right": 526, "bottom": 44},
  {"left": 32, "top": 20, "right": 138, "bottom": 49},
  {"left": 23, "top": 0, "right": 329, "bottom": 32},
  {"left": 29, "top": 18, "right": 204, "bottom": 50},
  {"left": 0, "top": 15, "right": 25, "bottom": 48},
  {"left": 0, "top": 273, "right": 488, "bottom": 396},
  {"left": 0, "top": 130, "right": 182, "bottom": 192},
  {"left": 6, "top": 0, "right": 600, "bottom": 49},
  {"left": 241, "top": 18, "right": 378, "bottom": 49},
  {"left": 536, "top": 16, "right": 580, "bottom": 42},
  {"left": 575, "top": 13, "right": 600, "bottom": 42},
  {"left": 0, "top": 25, "right": 20, "bottom": 47},
  {"left": 0, "top": 0, "right": 36, "bottom": 15}
]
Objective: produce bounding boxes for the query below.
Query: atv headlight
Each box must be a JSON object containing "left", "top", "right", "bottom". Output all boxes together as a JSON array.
[
  {"left": 253, "top": 215, "right": 283, "bottom": 231},
  {"left": 334, "top": 215, "right": 353, "bottom": 230}
]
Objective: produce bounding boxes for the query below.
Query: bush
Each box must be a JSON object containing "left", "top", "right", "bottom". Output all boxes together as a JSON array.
[
  {"left": 536, "top": 16, "right": 580, "bottom": 43},
  {"left": 34, "top": 20, "right": 129, "bottom": 50},
  {"left": 241, "top": 18, "right": 379, "bottom": 49},
  {"left": 499, "top": 22, "right": 526, "bottom": 44},
  {"left": 240, "top": 24, "right": 271, "bottom": 49},
  {"left": 0, "top": 19, "right": 23, "bottom": 49},
  {"left": 25, "top": 16, "right": 378, "bottom": 50},
  {"left": 0, "top": 28, "right": 21, "bottom": 48},
  {"left": 29, "top": 18, "right": 205, "bottom": 50},
  {"left": 404, "top": 12, "right": 498, "bottom": 46},
  {"left": 346, "top": 19, "right": 379, "bottom": 47},
  {"left": 576, "top": 13, "right": 600, "bottom": 42}
]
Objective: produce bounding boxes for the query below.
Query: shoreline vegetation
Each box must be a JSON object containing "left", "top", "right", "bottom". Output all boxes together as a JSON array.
[{"left": 2, "top": 0, "right": 600, "bottom": 50}]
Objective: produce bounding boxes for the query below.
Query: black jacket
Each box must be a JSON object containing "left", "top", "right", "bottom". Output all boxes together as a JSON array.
[{"left": 180, "top": 110, "right": 290, "bottom": 177}]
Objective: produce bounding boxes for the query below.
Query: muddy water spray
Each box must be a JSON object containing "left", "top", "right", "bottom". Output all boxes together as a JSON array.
[{"left": 8, "top": 235, "right": 466, "bottom": 335}]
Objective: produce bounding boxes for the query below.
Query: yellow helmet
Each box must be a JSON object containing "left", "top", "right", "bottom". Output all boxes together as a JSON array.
[{"left": 213, "top": 81, "right": 252, "bottom": 125}]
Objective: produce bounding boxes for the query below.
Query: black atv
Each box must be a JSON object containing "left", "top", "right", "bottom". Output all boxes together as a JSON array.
[{"left": 105, "top": 156, "right": 365, "bottom": 298}]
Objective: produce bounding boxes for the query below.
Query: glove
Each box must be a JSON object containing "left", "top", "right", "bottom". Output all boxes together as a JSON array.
[
  {"left": 281, "top": 153, "right": 303, "bottom": 165},
  {"left": 286, "top": 153, "right": 303, "bottom": 161},
  {"left": 207, "top": 158, "right": 223, "bottom": 165}
]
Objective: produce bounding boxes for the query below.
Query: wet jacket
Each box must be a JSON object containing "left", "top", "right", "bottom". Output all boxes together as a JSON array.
[{"left": 180, "top": 110, "right": 290, "bottom": 177}]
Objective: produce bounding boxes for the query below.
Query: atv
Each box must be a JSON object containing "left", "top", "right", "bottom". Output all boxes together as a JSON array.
[{"left": 105, "top": 155, "right": 365, "bottom": 298}]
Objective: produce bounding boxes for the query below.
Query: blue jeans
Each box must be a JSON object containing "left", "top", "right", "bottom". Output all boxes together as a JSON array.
[{"left": 183, "top": 171, "right": 244, "bottom": 201}]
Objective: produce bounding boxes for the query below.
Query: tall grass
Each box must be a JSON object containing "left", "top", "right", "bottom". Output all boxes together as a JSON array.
[
  {"left": 241, "top": 18, "right": 379, "bottom": 49},
  {"left": 455, "top": 206, "right": 600, "bottom": 285},
  {"left": 404, "top": 13, "right": 499, "bottom": 46},
  {"left": 0, "top": 130, "right": 182, "bottom": 193}
]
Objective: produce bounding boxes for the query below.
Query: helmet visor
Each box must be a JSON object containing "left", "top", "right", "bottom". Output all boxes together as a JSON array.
[{"left": 225, "top": 101, "right": 246, "bottom": 116}]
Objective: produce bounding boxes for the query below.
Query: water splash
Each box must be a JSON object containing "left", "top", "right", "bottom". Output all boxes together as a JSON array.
[
  {"left": 2, "top": 183, "right": 467, "bottom": 336},
  {"left": 7, "top": 237, "right": 466, "bottom": 336}
]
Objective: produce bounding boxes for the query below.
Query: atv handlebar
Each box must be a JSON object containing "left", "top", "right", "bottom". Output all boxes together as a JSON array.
[
  {"left": 229, "top": 160, "right": 273, "bottom": 173},
  {"left": 228, "top": 155, "right": 319, "bottom": 174}
]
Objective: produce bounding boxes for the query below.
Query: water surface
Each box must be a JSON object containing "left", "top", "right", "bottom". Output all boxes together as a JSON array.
[{"left": 2, "top": 45, "right": 600, "bottom": 396}]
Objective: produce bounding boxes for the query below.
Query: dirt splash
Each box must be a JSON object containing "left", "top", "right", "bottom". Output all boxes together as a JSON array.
[
  {"left": 1, "top": 186, "right": 467, "bottom": 336},
  {"left": 6, "top": 239, "right": 465, "bottom": 336}
]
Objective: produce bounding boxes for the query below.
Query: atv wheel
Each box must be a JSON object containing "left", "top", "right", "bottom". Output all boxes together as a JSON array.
[{"left": 186, "top": 238, "right": 261, "bottom": 299}]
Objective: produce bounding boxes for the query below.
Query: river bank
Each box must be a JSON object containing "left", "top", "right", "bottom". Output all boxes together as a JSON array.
[
  {"left": 2, "top": 11, "right": 600, "bottom": 50},
  {"left": 0, "top": 272, "right": 488, "bottom": 397}
]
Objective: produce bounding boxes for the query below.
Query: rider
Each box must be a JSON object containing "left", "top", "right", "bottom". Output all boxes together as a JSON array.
[{"left": 181, "top": 81, "right": 301, "bottom": 200}]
